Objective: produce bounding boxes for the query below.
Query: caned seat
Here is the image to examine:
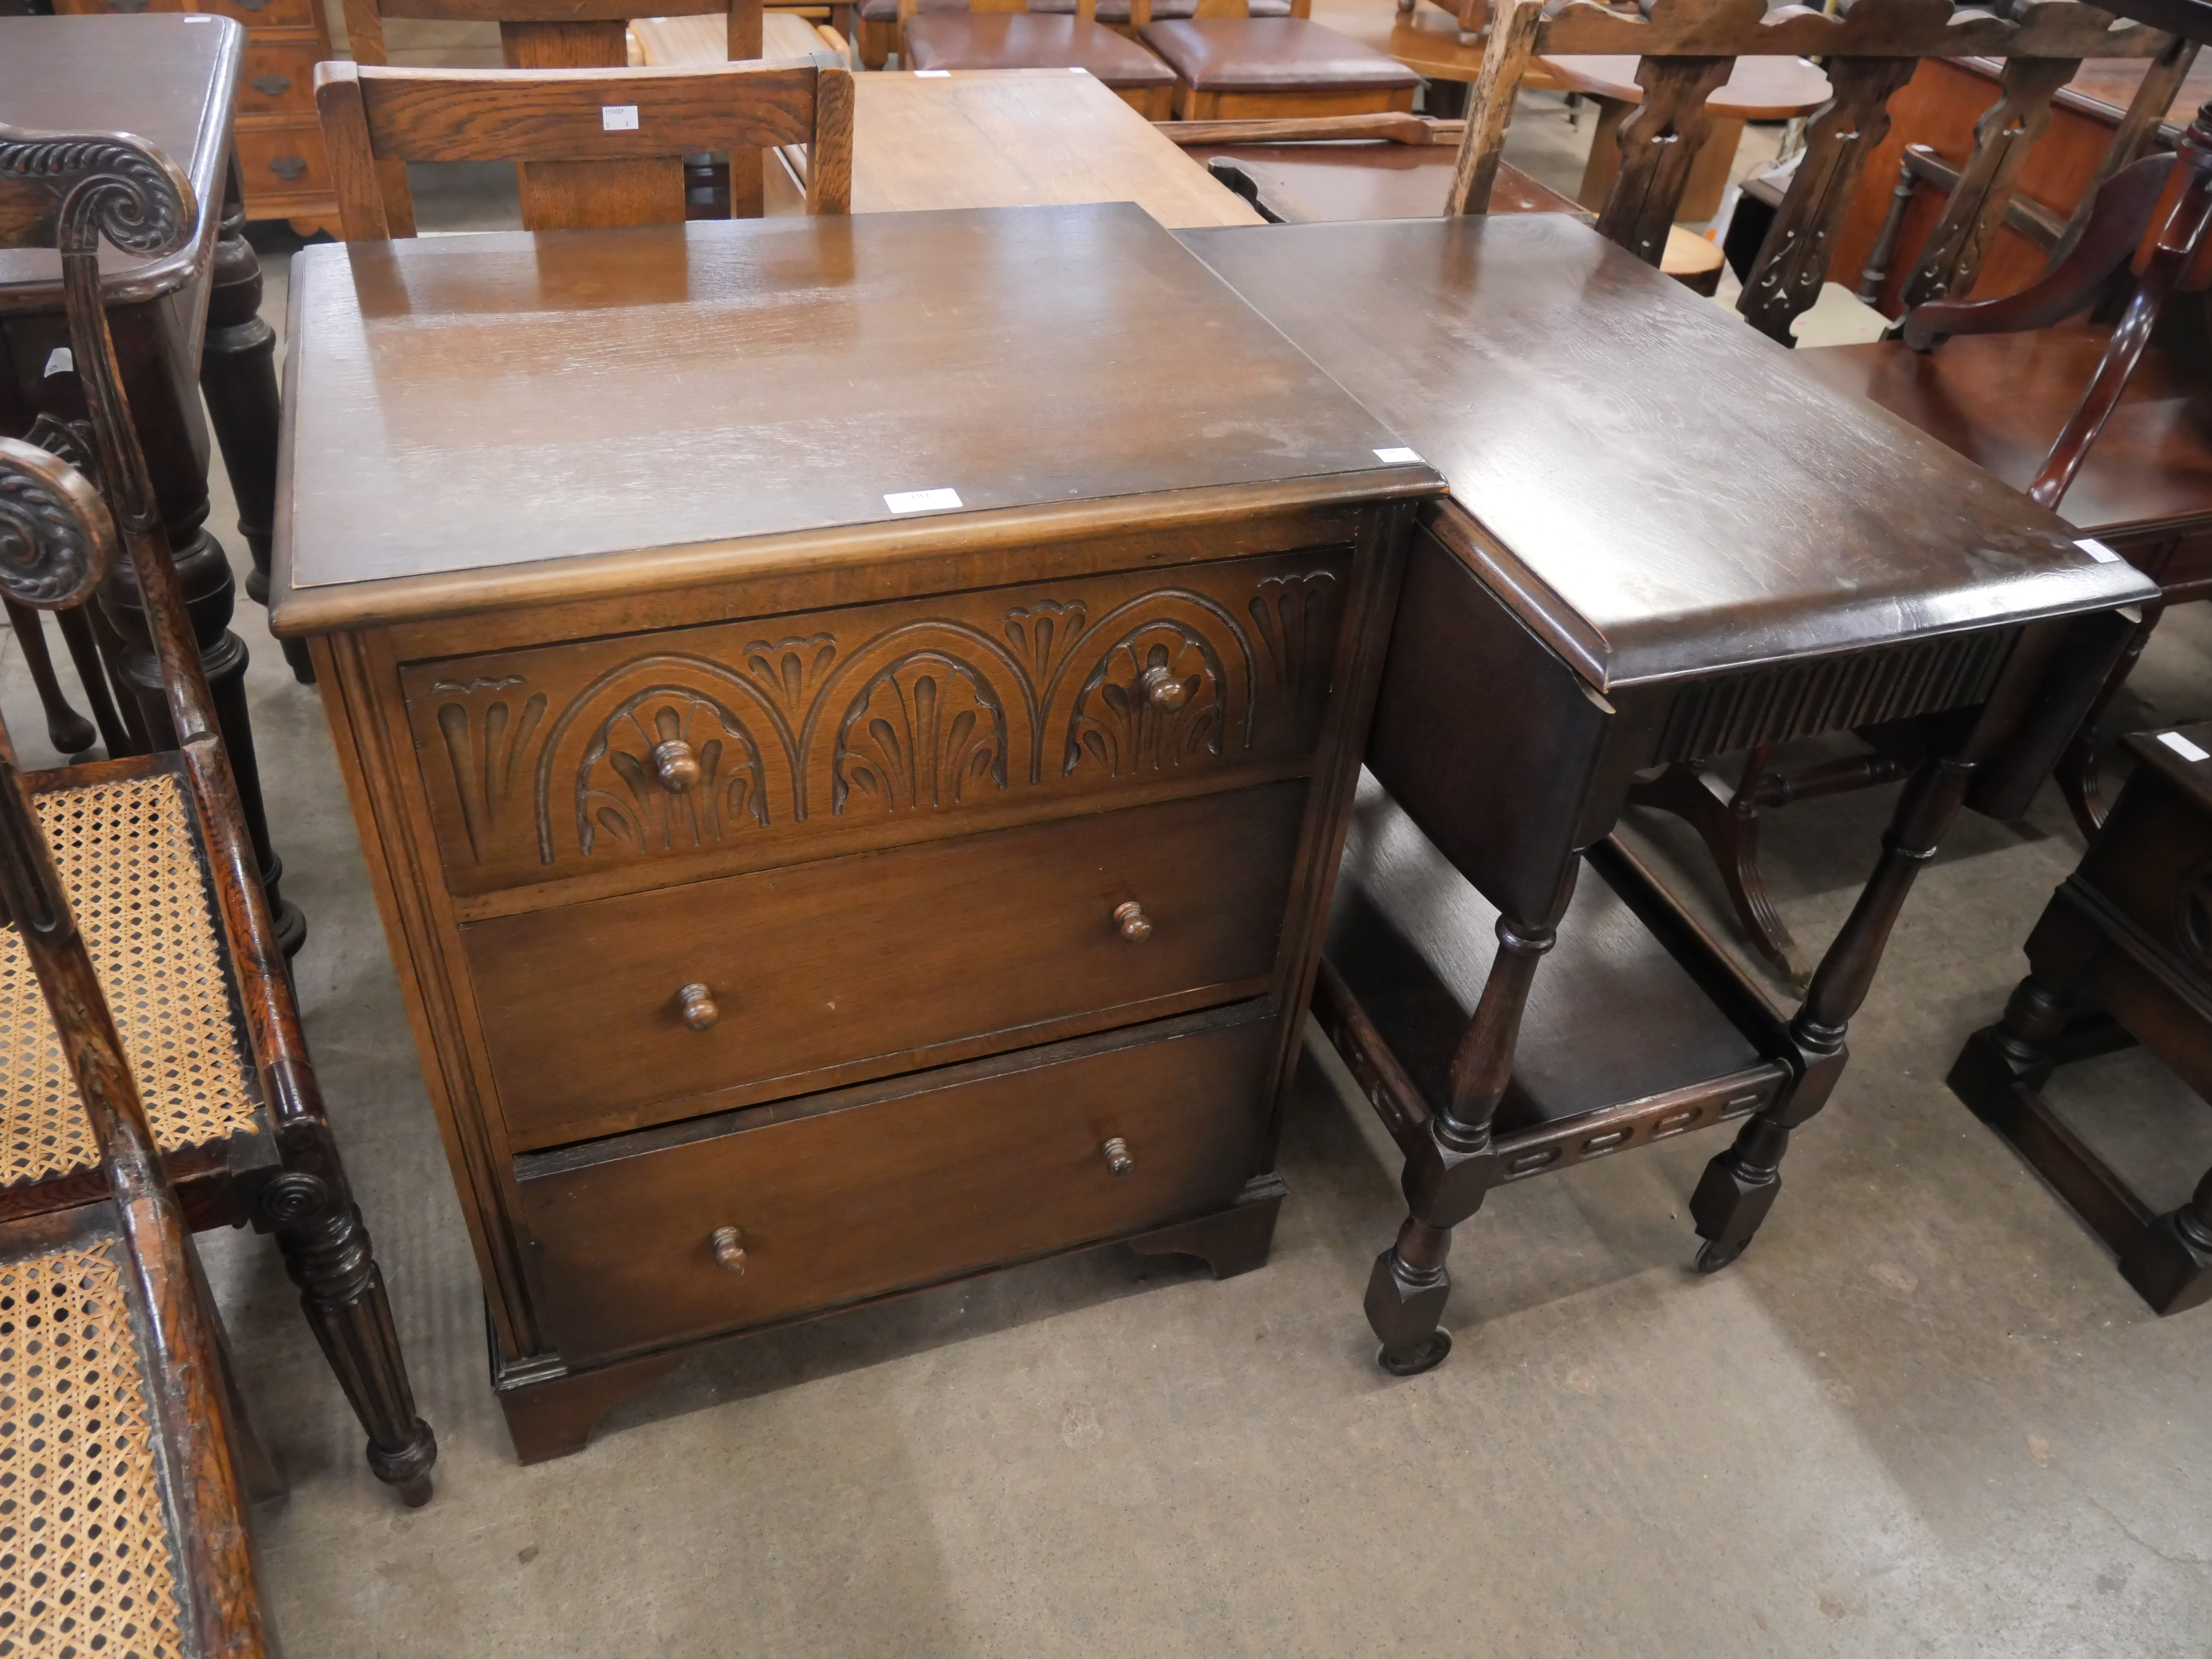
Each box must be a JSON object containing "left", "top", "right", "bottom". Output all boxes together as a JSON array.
[
  {"left": 1137, "top": 12, "right": 1419, "bottom": 119},
  {"left": 902, "top": 16, "right": 1179, "bottom": 113},
  {"left": 0, "top": 1230, "right": 198, "bottom": 1655},
  {"left": 1, "top": 768, "right": 261, "bottom": 1196}
]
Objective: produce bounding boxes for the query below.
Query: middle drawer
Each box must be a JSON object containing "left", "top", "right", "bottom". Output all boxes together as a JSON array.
[{"left": 466, "top": 780, "right": 1308, "bottom": 1148}]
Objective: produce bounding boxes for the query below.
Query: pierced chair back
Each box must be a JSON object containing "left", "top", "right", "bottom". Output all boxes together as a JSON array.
[
  {"left": 314, "top": 58, "right": 856, "bottom": 233},
  {"left": 1448, "top": 0, "right": 2174, "bottom": 343},
  {"left": 0, "top": 446, "right": 271, "bottom": 1658}
]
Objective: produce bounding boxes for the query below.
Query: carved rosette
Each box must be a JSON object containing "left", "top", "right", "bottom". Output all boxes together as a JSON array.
[
  {"left": 1064, "top": 624, "right": 1227, "bottom": 778},
  {"left": 0, "top": 436, "right": 115, "bottom": 611},
  {"left": 575, "top": 687, "right": 770, "bottom": 856},
  {"left": 831, "top": 651, "right": 1010, "bottom": 813}
]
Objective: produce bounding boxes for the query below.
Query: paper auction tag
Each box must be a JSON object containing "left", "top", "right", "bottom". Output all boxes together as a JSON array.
[
  {"left": 2078, "top": 538, "right": 2121, "bottom": 563},
  {"left": 2159, "top": 731, "right": 2210, "bottom": 764},
  {"left": 602, "top": 105, "right": 640, "bottom": 130},
  {"left": 885, "top": 487, "right": 963, "bottom": 514}
]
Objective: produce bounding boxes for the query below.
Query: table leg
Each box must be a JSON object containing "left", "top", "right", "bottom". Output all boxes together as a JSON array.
[{"left": 199, "top": 159, "right": 315, "bottom": 685}]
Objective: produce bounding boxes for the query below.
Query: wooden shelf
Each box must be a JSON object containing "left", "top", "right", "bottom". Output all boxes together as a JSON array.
[{"left": 1316, "top": 775, "right": 1795, "bottom": 1185}]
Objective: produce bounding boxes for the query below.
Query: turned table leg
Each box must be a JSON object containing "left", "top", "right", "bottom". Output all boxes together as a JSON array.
[
  {"left": 1691, "top": 754, "right": 1974, "bottom": 1269},
  {"left": 1367, "top": 911, "right": 1557, "bottom": 1375},
  {"left": 198, "top": 158, "right": 314, "bottom": 685}
]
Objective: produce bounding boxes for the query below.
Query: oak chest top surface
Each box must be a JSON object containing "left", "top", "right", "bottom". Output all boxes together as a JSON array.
[
  {"left": 0, "top": 15, "right": 242, "bottom": 309},
  {"left": 271, "top": 203, "right": 1433, "bottom": 632},
  {"left": 1178, "top": 214, "right": 2156, "bottom": 690}
]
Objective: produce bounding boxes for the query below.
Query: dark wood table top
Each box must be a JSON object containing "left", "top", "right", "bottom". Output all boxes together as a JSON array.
[
  {"left": 271, "top": 203, "right": 1438, "bottom": 632},
  {"left": 1178, "top": 214, "right": 2156, "bottom": 690},
  {"left": 0, "top": 14, "right": 242, "bottom": 312}
]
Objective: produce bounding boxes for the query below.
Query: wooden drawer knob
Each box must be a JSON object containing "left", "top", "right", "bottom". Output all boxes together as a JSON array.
[
  {"left": 1139, "top": 665, "right": 1188, "bottom": 710},
  {"left": 653, "top": 736, "right": 701, "bottom": 792},
  {"left": 710, "top": 1225, "right": 747, "bottom": 1274},
  {"left": 1113, "top": 901, "right": 1153, "bottom": 943},
  {"left": 677, "top": 982, "right": 719, "bottom": 1031},
  {"left": 1100, "top": 1137, "right": 1135, "bottom": 1179}
]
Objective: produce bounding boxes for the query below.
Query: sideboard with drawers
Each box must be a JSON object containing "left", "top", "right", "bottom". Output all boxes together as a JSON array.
[{"left": 271, "top": 204, "right": 1440, "bottom": 1458}]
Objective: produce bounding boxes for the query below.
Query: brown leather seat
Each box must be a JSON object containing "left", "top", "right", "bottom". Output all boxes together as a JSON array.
[
  {"left": 1031, "top": 0, "right": 1290, "bottom": 20},
  {"left": 903, "top": 13, "right": 1178, "bottom": 88},
  {"left": 1138, "top": 17, "right": 1420, "bottom": 115}
]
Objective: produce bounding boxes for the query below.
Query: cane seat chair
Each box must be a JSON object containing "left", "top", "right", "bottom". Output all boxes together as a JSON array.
[
  {"left": 0, "top": 122, "right": 438, "bottom": 1505},
  {"left": 0, "top": 550, "right": 279, "bottom": 1658},
  {"left": 898, "top": 0, "right": 1179, "bottom": 116},
  {"left": 314, "top": 57, "right": 855, "bottom": 235}
]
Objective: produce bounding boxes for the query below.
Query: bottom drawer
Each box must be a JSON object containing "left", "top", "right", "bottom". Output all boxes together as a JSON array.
[
  {"left": 233, "top": 122, "right": 331, "bottom": 209},
  {"left": 517, "top": 1005, "right": 1280, "bottom": 1364}
]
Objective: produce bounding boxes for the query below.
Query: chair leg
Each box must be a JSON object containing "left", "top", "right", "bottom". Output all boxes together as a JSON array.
[
  {"left": 1630, "top": 747, "right": 1808, "bottom": 981},
  {"left": 3, "top": 597, "right": 97, "bottom": 756},
  {"left": 53, "top": 602, "right": 130, "bottom": 757},
  {"left": 256, "top": 1163, "right": 438, "bottom": 1507}
]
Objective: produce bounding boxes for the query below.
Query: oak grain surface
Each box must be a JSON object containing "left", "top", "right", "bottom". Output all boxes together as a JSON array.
[
  {"left": 1179, "top": 213, "right": 2154, "bottom": 688},
  {"left": 273, "top": 203, "right": 1394, "bottom": 617}
]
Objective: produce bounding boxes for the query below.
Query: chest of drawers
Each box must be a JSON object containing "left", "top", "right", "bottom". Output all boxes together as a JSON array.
[{"left": 271, "top": 204, "right": 1438, "bottom": 1458}]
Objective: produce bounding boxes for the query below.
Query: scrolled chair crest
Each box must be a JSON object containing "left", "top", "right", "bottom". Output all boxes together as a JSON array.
[
  {"left": 0, "top": 437, "right": 118, "bottom": 611},
  {"left": 0, "top": 122, "right": 195, "bottom": 261}
]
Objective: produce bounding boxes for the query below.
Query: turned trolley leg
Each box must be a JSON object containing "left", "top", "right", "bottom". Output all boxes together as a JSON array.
[
  {"left": 1368, "top": 913, "right": 1556, "bottom": 1375},
  {"left": 1692, "top": 754, "right": 1974, "bottom": 1271},
  {"left": 258, "top": 1167, "right": 438, "bottom": 1505}
]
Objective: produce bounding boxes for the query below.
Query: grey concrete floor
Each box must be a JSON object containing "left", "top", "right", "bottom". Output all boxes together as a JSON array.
[{"left": 6, "top": 135, "right": 2212, "bottom": 1656}]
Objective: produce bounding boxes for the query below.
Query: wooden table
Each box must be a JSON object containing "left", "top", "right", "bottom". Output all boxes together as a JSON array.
[
  {"left": 0, "top": 13, "right": 304, "bottom": 951},
  {"left": 630, "top": 8, "right": 847, "bottom": 64},
  {"left": 1183, "top": 135, "right": 1728, "bottom": 288},
  {"left": 1179, "top": 213, "right": 2155, "bottom": 1373},
  {"left": 636, "top": 26, "right": 1267, "bottom": 229},
  {"left": 271, "top": 202, "right": 1435, "bottom": 1458},
  {"left": 1951, "top": 719, "right": 2212, "bottom": 1317},
  {"left": 1540, "top": 52, "right": 1832, "bottom": 223}
]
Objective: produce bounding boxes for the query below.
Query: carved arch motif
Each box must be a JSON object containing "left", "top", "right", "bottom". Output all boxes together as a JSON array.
[{"left": 574, "top": 687, "right": 770, "bottom": 858}]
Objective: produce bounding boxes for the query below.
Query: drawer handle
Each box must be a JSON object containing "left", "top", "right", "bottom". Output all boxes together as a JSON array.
[
  {"left": 267, "top": 155, "right": 308, "bottom": 181},
  {"left": 251, "top": 73, "right": 294, "bottom": 97},
  {"left": 677, "top": 982, "right": 720, "bottom": 1032},
  {"left": 1100, "top": 1137, "right": 1135, "bottom": 1179},
  {"left": 652, "top": 736, "right": 701, "bottom": 793},
  {"left": 710, "top": 1225, "right": 747, "bottom": 1274},
  {"left": 1113, "top": 900, "right": 1153, "bottom": 943},
  {"left": 1138, "top": 665, "right": 1189, "bottom": 710}
]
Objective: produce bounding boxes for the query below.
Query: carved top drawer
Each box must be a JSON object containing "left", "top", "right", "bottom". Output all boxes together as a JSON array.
[{"left": 404, "top": 550, "right": 1349, "bottom": 897}]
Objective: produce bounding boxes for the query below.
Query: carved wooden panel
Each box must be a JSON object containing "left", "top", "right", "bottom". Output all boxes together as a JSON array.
[{"left": 402, "top": 550, "right": 1350, "bottom": 894}]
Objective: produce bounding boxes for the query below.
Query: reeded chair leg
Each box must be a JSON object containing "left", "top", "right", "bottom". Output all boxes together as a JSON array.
[{"left": 258, "top": 1169, "right": 438, "bottom": 1506}]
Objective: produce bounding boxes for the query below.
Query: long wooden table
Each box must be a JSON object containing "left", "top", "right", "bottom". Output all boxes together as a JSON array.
[{"left": 635, "top": 35, "right": 1268, "bottom": 228}]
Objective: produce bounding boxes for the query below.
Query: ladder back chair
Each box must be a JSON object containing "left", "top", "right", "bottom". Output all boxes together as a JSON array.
[
  {"left": 0, "top": 515, "right": 277, "bottom": 1659},
  {"left": 339, "top": 0, "right": 831, "bottom": 223},
  {"left": 1450, "top": 0, "right": 2172, "bottom": 344},
  {"left": 0, "top": 122, "right": 438, "bottom": 1505},
  {"left": 315, "top": 58, "right": 856, "bottom": 234}
]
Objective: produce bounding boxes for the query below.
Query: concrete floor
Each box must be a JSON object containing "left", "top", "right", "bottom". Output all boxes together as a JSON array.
[{"left": 6, "top": 75, "right": 2212, "bottom": 1658}]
